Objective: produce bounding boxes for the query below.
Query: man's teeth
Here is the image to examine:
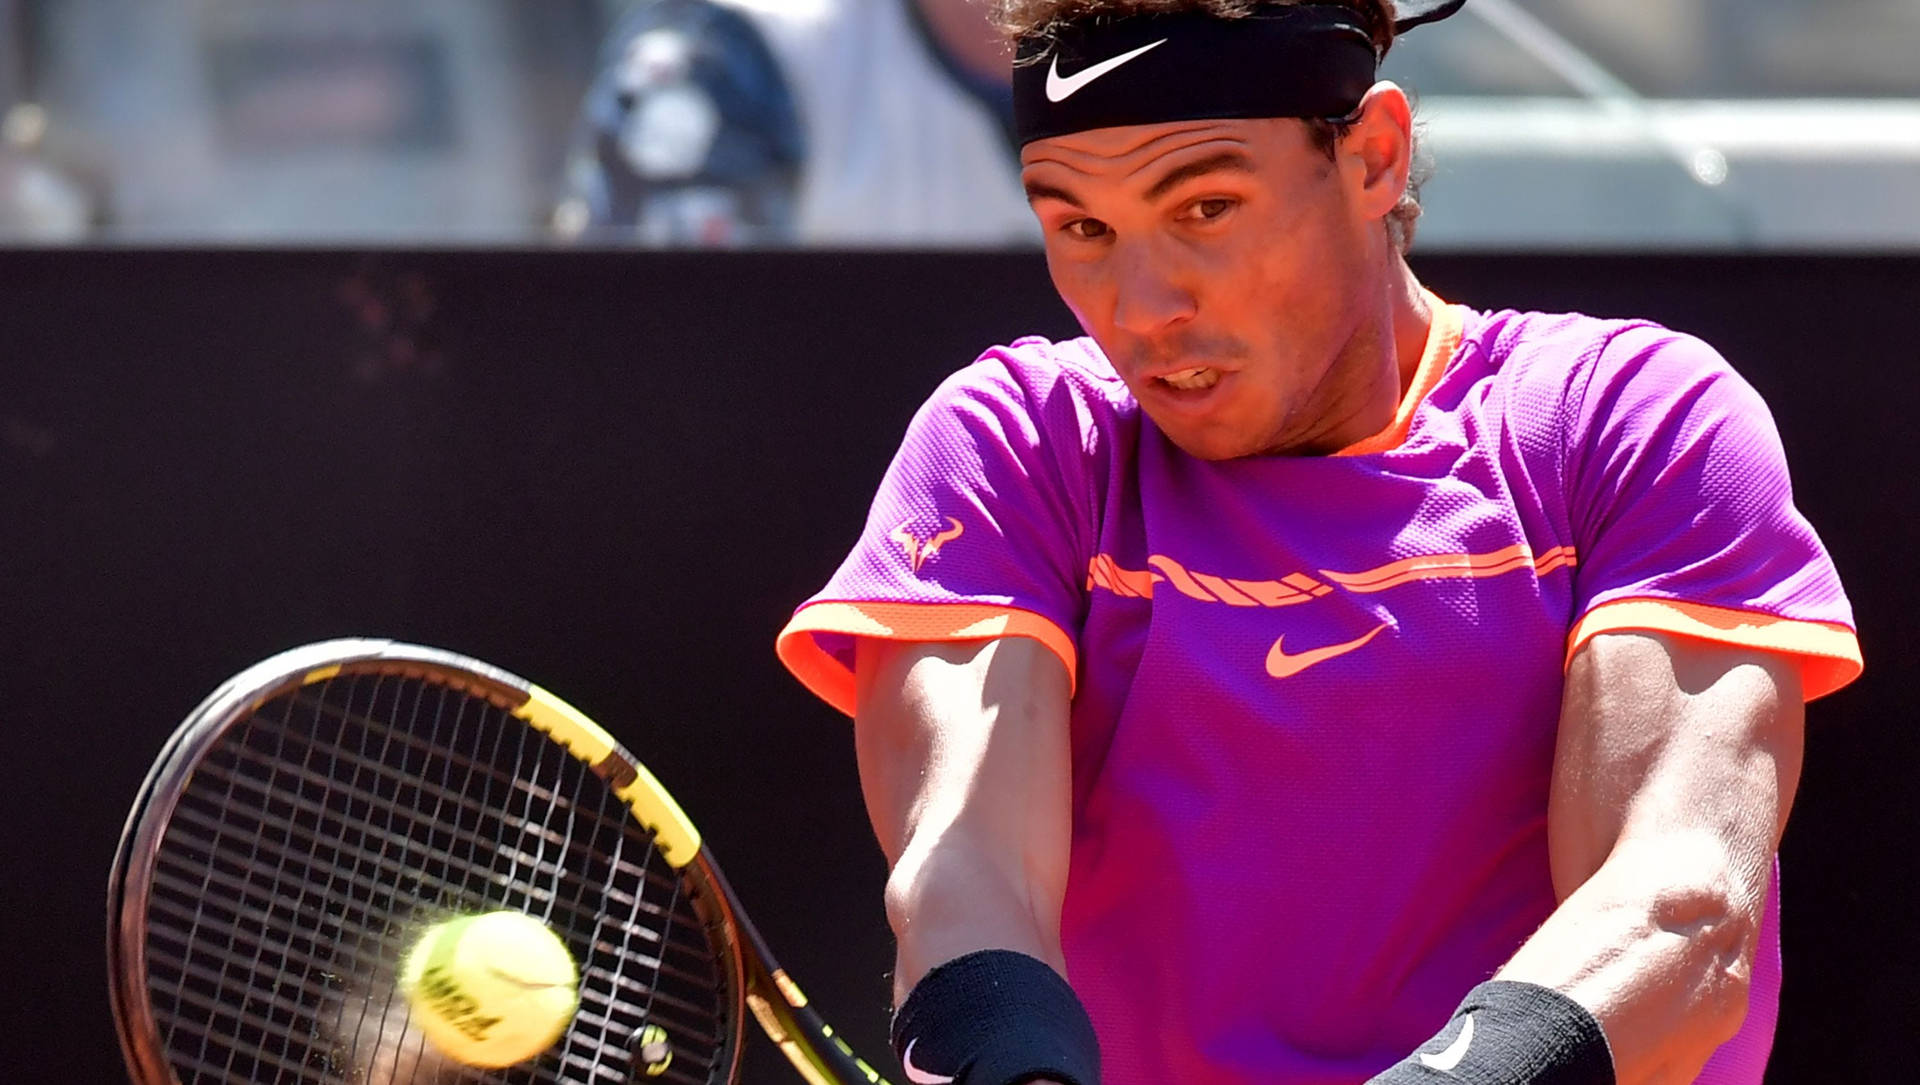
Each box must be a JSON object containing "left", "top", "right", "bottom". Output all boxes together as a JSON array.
[{"left": 1160, "top": 367, "right": 1220, "bottom": 391}]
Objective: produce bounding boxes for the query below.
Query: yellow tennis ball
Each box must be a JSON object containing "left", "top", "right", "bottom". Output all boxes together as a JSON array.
[{"left": 398, "top": 910, "right": 580, "bottom": 1067}]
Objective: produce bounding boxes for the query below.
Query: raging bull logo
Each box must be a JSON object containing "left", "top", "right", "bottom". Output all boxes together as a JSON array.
[
  {"left": 890, "top": 517, "right": 965, "bottom": 575},
  {"left": 414, "top": 965, "right": 504, "bottom": 1041}
]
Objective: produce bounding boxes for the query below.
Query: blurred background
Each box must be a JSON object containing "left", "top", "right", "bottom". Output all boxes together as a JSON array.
[
  {"left": 0, "top": 0, "right": 1911, "bottom": 249},
  {"left": 3, "top": 3, "right": 1915, "bottom": 1084}
]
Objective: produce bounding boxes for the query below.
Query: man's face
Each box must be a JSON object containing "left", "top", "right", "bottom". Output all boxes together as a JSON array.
[{"left": 1021, "top": 111, "right": 1398, "bottom": 459}]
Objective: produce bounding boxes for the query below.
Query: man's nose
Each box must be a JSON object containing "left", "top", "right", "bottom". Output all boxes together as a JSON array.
[{"left": 1109, "top": 243, "right": 1197, "bottom": 339}]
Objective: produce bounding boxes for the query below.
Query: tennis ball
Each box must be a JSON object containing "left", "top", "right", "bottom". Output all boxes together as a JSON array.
[{"left": 397, "top": 910, "right": 580, "bottom": 1067}]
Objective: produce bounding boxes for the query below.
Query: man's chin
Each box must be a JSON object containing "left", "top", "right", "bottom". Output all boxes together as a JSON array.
[{"left": 1156, "top": 424, "right": 1262, "bottom": 462}]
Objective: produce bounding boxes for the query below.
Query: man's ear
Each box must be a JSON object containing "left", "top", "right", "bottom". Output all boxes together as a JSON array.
[{"left": 1343, "top": 81, "right": 1413, "bottom": 221}]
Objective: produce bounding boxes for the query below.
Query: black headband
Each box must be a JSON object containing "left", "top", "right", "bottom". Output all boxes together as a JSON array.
[{"left": 1012, "top": 1, "right": 1468, "bottom": 147}]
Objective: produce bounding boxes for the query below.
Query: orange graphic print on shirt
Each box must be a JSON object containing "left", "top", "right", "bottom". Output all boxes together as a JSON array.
[
  {"left": 1088, "top": 543, "right": 1578, "bottom": 677},
  {"left": 1264, "top": 624, "right": 1391, "bottom": 679},
  {"left": 891, "top": 517, "right": 966, "bottom": 574}
]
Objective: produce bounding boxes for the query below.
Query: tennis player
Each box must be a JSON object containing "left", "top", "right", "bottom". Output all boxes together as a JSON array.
[{"left": 776, "top": 2, "right": 1862, "bottom": 1082}]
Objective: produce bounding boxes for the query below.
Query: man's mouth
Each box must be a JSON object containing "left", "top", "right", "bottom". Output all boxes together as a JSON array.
[{"left": 1158, "top": 366, "right": 1222, "bottom": 391}]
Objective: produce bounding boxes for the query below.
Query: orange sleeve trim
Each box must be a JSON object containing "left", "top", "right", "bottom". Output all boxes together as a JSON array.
[
  {"left": 1338, "top": 291, "right": 1464, "bottom": 457},
  {"left": 1567, "top": 598, "right": 1863, "bottom": 701},
  {"left": 775, "top": 601, "right": 1079, "bottom": 717}
]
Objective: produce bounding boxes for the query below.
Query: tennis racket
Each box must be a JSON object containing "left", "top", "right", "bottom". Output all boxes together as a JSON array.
[{"left": 107, "top": 638, "right": 893, "bottom": 1085}]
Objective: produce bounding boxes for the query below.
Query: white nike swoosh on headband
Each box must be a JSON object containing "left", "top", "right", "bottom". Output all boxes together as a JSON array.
[
  {"left": 900, "top": 1038, "right": 956, "bottom": 1085},
  {"left": 1045, "top": 38, "right": 1169, "bottom": 103},
  {"left": 1417, "top": 1013, "right": 1475, "bottom": 1072}
]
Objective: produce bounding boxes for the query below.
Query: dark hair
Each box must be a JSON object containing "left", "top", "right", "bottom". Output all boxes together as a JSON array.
[
  {"left": 991, "top": 0, "right": 1397, "bottom": 54},
  {"left": 996, "top": 0, "right": 1426, "bottom": 252}
]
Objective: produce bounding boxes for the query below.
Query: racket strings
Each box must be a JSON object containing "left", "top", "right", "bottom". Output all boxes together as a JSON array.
[
  {"left": 163, "top": 684, "right": 311, "bottom": 1083},
  {"left": 330, "top": 671, "right": 461, "bottom": 1085},
  {"left": 140, "top": 670, "right": 734, "bottom": 1084}
]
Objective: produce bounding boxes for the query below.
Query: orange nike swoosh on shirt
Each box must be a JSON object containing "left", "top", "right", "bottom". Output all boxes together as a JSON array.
[{"left": 1265, "top": 623, "right": 1389, "bottom": 679}]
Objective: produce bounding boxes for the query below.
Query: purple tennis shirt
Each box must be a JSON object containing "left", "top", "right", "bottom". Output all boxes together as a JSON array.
[{"left": 778, "top": 299, "right": 1861, "bottom": 1084}]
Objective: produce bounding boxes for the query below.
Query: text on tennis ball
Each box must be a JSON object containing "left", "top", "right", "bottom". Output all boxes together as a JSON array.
[{"left": 413, "top": 965, "right": 505, "bottom": 1041}]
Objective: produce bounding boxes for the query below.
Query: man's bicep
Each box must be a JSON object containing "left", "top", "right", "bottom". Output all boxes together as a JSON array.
[
  {"left": 1549, "top": 631, "right": 1805, "bottom": 902},
  {"left": 853, "top": 635, "right": 1073, "bottom": 866}
]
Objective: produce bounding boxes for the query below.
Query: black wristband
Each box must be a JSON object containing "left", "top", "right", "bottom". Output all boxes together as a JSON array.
[
  {"left": 890, "top": 950, "right": 1101, "bottom": 1085},
  {"left": 1369, "top": 981, "right": 1615, "bottom": 1085}
]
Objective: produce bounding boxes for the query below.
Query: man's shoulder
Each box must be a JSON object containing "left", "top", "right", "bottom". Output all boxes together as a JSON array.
[
  {"left": 911, "top": 336, "right": 1138, "bottom": 453},
  {"left": 949, "top": 335, "right": 1131, "bottom": 407},
  {"left": 1451, "top": 304, "right": 1771, "bottom": 480},
  {"left": 991, "top": 334, "right": 1125, "bottom": 381},
  {"left": 1457, "top": 305, "right": 1737, "bottom": 404},
  {"left": 1462, "top": 306, "right": 1667, "bottom": 373}
]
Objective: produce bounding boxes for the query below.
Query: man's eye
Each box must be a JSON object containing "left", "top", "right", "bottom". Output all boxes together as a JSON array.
[
  {"left": 1064, "top": 218, "right": 1111, "bottom": 240},
  {"left": 1187, "top": 198, "right": 1236, "bottom": 221}
]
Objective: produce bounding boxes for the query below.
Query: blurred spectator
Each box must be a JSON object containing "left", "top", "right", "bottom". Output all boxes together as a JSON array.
[
  {"left": 0, "top": 101, "right": 101, "bottom": 241},
  {"left": 555, "top": 0, "right": 1034, "bottom": 247}
]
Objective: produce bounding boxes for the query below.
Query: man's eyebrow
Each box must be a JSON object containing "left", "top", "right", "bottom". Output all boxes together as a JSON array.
[
  {"left": 1144, "top": 151, "right": 1257, "bottom": 201},
  {"left": 1023, "top": 179, "right": 1084, "bottom": 208},
  {"left": 1023, "top": 150, "right": 1256, "bottom": 208}
]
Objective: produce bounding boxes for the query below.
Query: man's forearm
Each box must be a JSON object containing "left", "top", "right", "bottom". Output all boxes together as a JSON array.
[
  {"left": 1493, "top": 832, "right": 1766, "bottom": 1085},
  {"left": 885, "top": 830, "right": 1068, "bottom": 1004},
  {"left": 852, "top": 634, "right": 1076, "bottom": 1009}
]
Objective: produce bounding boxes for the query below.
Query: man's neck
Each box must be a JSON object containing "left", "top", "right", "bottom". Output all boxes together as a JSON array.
[
  {"left": 1390, "top": 260, "right": 1435, "bottom": 396},
  {"left": 913, "top": 0, "right": 1012, "bottom": 86},
  {"left": 1300, "top": 259, "right": 1435, "bottom": 456}
]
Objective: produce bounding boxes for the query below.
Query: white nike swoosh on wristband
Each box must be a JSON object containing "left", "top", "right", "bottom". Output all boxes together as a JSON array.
[
  {"left": 1044, "top": 39, "right": 1169, "bottom": 103},
  {"left": 900, "top": 1038, "right": 956, "bottom": 1085},
  {"left": 1416, "top": 1013, "right": 1475, "bottom": 1072}
]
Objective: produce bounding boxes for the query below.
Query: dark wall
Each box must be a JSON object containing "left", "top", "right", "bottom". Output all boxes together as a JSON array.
[{"left": 1, "top": 251, "right": 1910, "bottom": 1083}]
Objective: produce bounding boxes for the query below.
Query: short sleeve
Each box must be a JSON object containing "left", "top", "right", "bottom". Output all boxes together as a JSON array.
[
  {"left": 1563, "top": 324, "right": 1861, "bottom": 700},
  {"left": 777, "top": 351, "right": 1097, "bottom": 715}
]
